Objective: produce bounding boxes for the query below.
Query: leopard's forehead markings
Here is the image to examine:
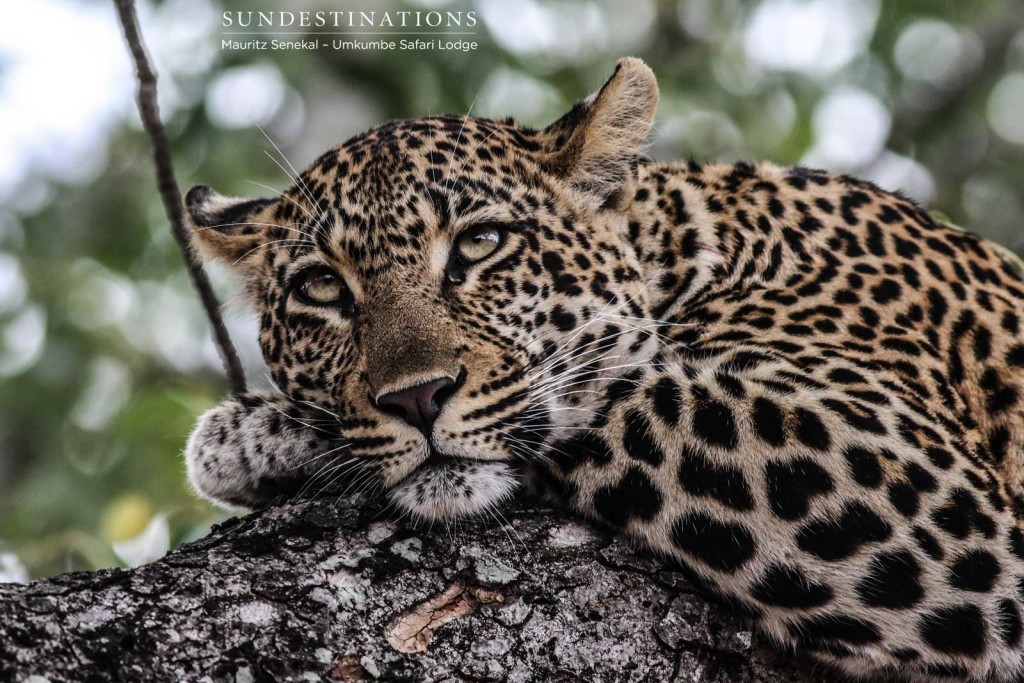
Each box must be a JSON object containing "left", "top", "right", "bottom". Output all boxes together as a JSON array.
[{"left": 271, "top": 115, "right": 545, "bottom": 275}]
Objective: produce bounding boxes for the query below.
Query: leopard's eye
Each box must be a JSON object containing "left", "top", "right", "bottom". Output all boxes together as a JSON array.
[
  {"left": 293, "top": 267, "right": 353, "bottom": 312},
  {"left": 455, "top": 225, "right": 503, "bottom": 263}
]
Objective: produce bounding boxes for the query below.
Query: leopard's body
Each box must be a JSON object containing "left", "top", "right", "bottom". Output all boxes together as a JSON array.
[{"left": 184, "top": 59, "right": 1024, "bottom": 680}]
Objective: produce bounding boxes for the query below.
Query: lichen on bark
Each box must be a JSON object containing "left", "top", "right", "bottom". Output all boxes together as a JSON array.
[{"left": 0, "top": 496, "right": 821, "bottom": 682}]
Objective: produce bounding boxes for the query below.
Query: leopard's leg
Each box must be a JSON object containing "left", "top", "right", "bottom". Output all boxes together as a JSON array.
[{"left": 185, "top": 392, "right": 346, "bottom": 509}]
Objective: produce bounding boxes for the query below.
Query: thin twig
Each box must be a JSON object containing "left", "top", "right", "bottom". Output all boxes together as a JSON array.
[{"left": 112, "top": 0, "right": 247, "bottom": 394}]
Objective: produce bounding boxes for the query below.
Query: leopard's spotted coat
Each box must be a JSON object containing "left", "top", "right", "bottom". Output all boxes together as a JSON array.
[{"left": 185, "top": 59, "right": 1024, "bottom": 681}]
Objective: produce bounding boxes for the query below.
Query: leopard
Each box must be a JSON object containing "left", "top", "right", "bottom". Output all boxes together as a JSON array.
[{"left": 183, "top": 58, "right": 1024, "bottom": 681}]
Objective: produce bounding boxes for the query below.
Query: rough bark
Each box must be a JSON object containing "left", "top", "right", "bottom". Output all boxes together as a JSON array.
[{"left": 0, "top": 496, "right": 822, "bottom": 683}]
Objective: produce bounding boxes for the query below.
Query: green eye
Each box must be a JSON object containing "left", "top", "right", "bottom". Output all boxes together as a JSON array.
[
  {"left": 294, "top": 267, "right": 353, "bottom": 311},
  {"left": 455, "top": 225, "right": 503, "bottom": 263}
]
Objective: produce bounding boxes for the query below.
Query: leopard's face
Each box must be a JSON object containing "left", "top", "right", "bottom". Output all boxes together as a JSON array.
[{"left": 186, "top": 60, "right": 660, "bottom": 519}]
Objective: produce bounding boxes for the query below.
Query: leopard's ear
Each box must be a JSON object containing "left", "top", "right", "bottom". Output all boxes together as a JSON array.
[
  {"left": 185, "top": 185, "right": 277, "bottom": 266},
  {"left": 542, "top": 57, "right": 658, "bottom": 208}
]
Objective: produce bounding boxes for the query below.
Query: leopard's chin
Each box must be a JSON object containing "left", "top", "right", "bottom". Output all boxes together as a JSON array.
[{"left": 388, "top": 458, "right": 518, "bottom": 521}]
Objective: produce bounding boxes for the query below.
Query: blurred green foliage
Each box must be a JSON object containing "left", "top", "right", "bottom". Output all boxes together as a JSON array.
[{"left": 1, "top": 0, "right": 1022, "bottom": 579}]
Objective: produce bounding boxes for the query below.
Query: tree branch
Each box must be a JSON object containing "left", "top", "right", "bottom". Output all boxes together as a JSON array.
[
  {"left": 0, "top": 497, "right": 819, "bottom": 682},
  {"left": 112, "top": 0, "right": 247, "bottom": 395}
]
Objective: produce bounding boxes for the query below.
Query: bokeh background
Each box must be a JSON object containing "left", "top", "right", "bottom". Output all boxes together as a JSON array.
[{"left": 2, "top": 0, "right": 1023, "bottom": 580}]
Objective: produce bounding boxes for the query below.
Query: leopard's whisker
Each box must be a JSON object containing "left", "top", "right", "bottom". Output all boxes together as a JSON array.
[
  {"left": 522, "top": 277, "right": 666, "bottom": 377},
  {"left": 195, "top": 221, "right": 314, "bottom": 240},
  {"left": 295, "top": 455, "right": 347, "bottom": 500},
  {"left": 297, "top": 453, "right": 365, "bottom": 499},
  {"left": 261, "top": 149, "right": 320, "bottom": 219},
  {"left": 527, "top": 333, "right": 631, "bottom": 381},
  {"left": 287, "top": 441, "right": 352, "bottom": 472},
  {"left": 530, "top": 360, "right": 668, "bottom": 402},
  {"left": 295, "top": 399, "right": 342, "bottom": 420},
  {"left": 263, "top": 402, "right": 339, "bottom": 437},
  {"left": 332, "top": 461, "right": 378, "bottom": 500},
  {"left": 503, "top": 438, "right": 557, "bottom": 477},
  {"left": 525, "top": 296, "right": 635, "bottom": 375},
  {"left": 588, "top": 311, "right": 681, "bottom": 347},
  {"left": 231, "top": 238, "right": 315, "bottom": 265},
  {"left": 534, "top": 349, "right": 632, "bottom": 383},
  {"left": 244, "top": 179, "right": 314, "bottom": 220},
  {"left": 255, "top": 123, "right": 322, "bottom": 216},
  {"left": 446, "top": 126, "right": 503, "bottom": 206},
  {"left": 521, "top": 402, "right": 601, "bottom": 418},
  {"left": 426, "top": 112, "right": 438, "bottom": 186},
  {"left": 483, "top": 505, "right": 530, "bottom": 562},
  {"left": 442, "top": 98, "right": 477, "bottom": 198}
]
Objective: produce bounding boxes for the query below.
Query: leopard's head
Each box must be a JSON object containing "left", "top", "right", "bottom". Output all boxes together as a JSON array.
[{"left": 186, "top": 58, "right": 660, "bottom": 519}]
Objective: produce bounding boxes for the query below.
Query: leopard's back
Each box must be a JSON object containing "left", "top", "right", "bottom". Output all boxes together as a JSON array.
[{"left": 558, "top": 160, "right": 1024, "bottom": 680}]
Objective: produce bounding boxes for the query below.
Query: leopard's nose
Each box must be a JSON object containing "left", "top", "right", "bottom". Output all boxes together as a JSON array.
[{"left": 375, "top": 376, "right": 458, "bottom": 436}]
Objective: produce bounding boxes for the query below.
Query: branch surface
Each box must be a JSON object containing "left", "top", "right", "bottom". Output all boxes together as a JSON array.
[{"left": 0, "top": 497, "right": 822, "bottom": 682}]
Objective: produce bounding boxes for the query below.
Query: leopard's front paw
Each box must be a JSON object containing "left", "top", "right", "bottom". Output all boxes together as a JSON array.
[{"left": 185, "top": 393, "right": 337, "bottom": 509}]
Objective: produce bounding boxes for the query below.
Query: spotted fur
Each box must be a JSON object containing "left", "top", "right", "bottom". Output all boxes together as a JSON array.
[{"left": 184, "top": 58, "right": 1024, "bottom": 681}]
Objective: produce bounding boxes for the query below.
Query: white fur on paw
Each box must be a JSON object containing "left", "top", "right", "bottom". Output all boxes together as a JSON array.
[{"left": 185, "top": 403, "right": 259, "bottom": 510}]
